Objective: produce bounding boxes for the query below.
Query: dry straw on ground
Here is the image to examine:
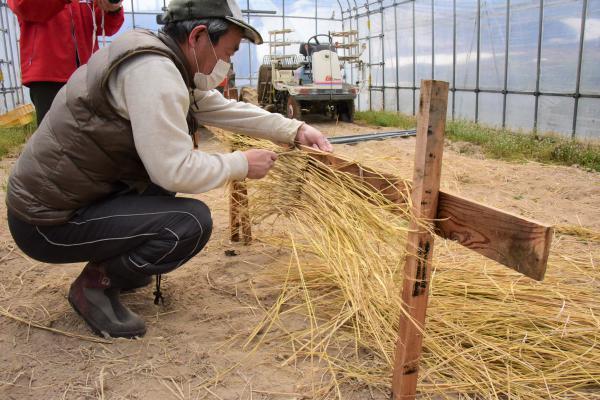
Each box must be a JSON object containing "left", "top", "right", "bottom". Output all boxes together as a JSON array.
[{"left": 219, "top": 130, "right": 600, "bottom": 399}]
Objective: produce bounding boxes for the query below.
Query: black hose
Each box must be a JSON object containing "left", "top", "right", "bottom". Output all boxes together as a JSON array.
[{"left": 329, "top": 129, "right": 417, "bottom": 145}]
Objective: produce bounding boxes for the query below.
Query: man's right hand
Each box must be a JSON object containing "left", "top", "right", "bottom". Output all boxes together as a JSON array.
[{"left": 243, "top": 149, "right": 278, "bottom": 179}]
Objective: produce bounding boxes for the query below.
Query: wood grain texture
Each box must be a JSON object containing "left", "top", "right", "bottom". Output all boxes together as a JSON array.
[
  {"left": 239, "top": 184, "right": 252, "bottom": 244},
  {"left": 435, "top": 191, "right": 553, "bottom": 280},
  {"left": 229, "top": 181, "right": 242, "bottom": 243},
  {"left": 392, "top": 79, "right": 449, "bottom": 400}
]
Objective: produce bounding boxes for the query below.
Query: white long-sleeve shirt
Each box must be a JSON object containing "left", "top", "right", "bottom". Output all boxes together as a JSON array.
[{"left": 106, "top": 53, "right": 303, "bottom": 194}]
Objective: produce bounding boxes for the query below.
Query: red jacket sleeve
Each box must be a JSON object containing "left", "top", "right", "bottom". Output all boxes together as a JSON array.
[
  {"left": 7, "top": 0, "right": 68, "bottom": 23},
  {"left": 95, "top": 7, "right": 124, "bottom": 36}
]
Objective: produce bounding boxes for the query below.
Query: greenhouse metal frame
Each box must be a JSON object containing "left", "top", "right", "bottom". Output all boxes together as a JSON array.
[
  {"left": 0, "top": 1, "right": 24, "bottom": 112},
  {"left": 341, "top": 0, "right": 597, "bottom": 139},
  {"left": 0, "top": 0, "right": 598, "bottom": 139}
]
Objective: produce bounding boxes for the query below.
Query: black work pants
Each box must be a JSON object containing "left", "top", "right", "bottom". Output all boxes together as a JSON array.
[
  {"left": 28, "top": 81, "right": 65, "bottom": 125},
  {"left": 7, "top": 187, "right": 213, "bottom": 279}
]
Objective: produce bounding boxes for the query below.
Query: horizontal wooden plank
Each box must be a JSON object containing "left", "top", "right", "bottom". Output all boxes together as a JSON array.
[
  {"left": 435, "top": 191, "right": 553, "bottom": 281},
  {"left": 300, "top": 146, "right": 552, "bottom": 281},
  {"left": 305, "top": 149, "right": 411, "bottom": 205}
]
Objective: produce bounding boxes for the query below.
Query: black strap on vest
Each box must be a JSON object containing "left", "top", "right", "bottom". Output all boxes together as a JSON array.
[
  {"left": 157, "top": 31, "right": 198, "bottom": 138},
  {"left": 156, "top": 31, "right": 192, "bottom": 86},
  {"left": 148, "top": 32, "right": 196, "bottom": 306}
]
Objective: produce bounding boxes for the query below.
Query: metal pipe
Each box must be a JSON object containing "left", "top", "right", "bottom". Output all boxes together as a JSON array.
[
  {"left": 353, "top": 0, "right": 414, "bottom": 18},
  {"left": 315, "top": 0, "right": 318, "bottom": 35},
  {"left": 358, "top": 33, "right": 385, "bottom": 41},
  {"left": 533, "top": 0, "right": 544, "bottom": 132},
  {"left": 130, "top": 0, "right": 136, "bottom": 28},
  {"left": 572, "top": 0, "right": 588, "bottom": 138},
  {"left": 6, "top": 7, "right": 19, "bottom": 105},
  {"left": 367, "top": 85, "right": 600, "bottom": 99},
  {"left": 502, "top": 0, "right": 510, "bottom": 128},
  {"left": 246, "top": 0, "right": 252, "bottom": 86},
  {"left": 346, "top": 7, "right": 354, "bottom": 93},
  {"left": 5, "top": 1, "right": 25, "bottom": 104},
  {"left": 394, "top": 2, "right": 400, "bottom": 112},
  {"left": 367, "top": 1, "right": 372, "bottom": 111},
  {"left": 241, "top": 10, "right": 277, "bottom": 14},
  {"left": 0, "top": 6, "right": 15, "bottom": 108},
  {"left": 136, "top": 9, "right": 342, "bottom": 21},
  {"left": 0, "top": 6, "right": 14, "bottom": 105},
  {"left": 475, "top": 0, "right": 481, "bottom": 123},
  {"left": 335, "top": 0, "right": 344, "bottom": 18},
  {"left": 354, "top": 0, "right": 359, "bottom": 101},
  {"left": 380, "top": 0, "right": 385, "bottom": 110},
  {"left": 0, "top": 6, "right": 8, "bottom": 111},
  {"left": 282, "top": 0, "right": 285, "bottom": 56},
  {"left": 243, "top": 14, "right": 340, "bottom": 21},
  {"left": 452, "top": 0, "right": 456, "bottom": 120},
  {"left": 431, "top": 0, "right": 434, "bottom": 79},
  {"left": 341, "top": 3, "right": 347, "bottom": 93},
  {"left": 412, "top": 0, "right": 416, "bottom": 115},
  {"left": 329, "top": 129, "right": 417, "bottom": 144},
  {"left": 11, "top": 11, "right": 22, "bottom": 104}
]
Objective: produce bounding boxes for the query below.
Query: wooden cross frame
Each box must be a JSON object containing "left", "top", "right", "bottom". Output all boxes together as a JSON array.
[{"left": 228, "top": 80, "right": 553, "bottom": 398}]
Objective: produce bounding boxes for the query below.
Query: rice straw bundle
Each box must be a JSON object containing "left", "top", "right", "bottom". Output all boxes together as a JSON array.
[{"left": 218, "top": 130, "right": 600, "bottom": 399}]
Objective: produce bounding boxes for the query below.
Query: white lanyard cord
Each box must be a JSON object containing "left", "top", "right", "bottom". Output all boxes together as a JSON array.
[{"left": 91, "top": 2, "right": 106, "bottom": 49}]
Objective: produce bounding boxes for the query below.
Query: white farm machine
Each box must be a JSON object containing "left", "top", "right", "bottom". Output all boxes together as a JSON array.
[{"left": 256, "top": 30, "right": 363, "bottom": 122}]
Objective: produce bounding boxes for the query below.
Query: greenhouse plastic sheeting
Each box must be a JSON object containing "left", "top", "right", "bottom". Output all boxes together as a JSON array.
[{"left": 0, "top": 0, "right": 598, "bottom": 138}]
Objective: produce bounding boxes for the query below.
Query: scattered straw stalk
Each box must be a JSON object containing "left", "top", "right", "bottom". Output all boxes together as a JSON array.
[{"left": 217, "top": 130, "right": 600, "bottom": 399}]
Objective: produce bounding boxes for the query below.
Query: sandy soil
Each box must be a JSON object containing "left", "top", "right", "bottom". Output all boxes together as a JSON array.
[{"left": 0, "top": 117, "right": 598, "bottom": 400}]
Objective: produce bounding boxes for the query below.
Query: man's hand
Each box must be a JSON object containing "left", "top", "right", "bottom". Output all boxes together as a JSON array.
[
  {"left": 294, "top": 124, "right": 333, "bottom": 152},
  {"left": 243, "top": 149, "right": 278, "bottom": 179},
  {"left": 96, "top": 0, "right": 122, "bottom": 12}
]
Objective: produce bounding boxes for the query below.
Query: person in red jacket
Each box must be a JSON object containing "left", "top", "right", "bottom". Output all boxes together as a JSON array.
[{"left": 8, "top": 0, "right": 125, "bottom": 124}]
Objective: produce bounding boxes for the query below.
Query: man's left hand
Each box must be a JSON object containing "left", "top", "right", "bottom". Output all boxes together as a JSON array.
[
  {"left": 294, "top": 124, "right": 333, "bottom": 152},
  {"left": 96, "top": 0, "right": 122, "bottom": 12}
]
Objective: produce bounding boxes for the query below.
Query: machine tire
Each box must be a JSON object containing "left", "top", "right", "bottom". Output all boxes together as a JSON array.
[
  {"left": 339, "top": 100, "right": 355, "bottom": 122},
  {"left": 287, "top": 96, "right": 302, "bottom": 120},
  {"left": 257, "top": 65, "right": 272, "bottom": 105}
]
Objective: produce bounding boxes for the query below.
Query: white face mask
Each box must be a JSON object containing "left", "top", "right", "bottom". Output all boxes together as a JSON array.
[{"left": 192, "top": 32, "right": 231, "bottom": 91}]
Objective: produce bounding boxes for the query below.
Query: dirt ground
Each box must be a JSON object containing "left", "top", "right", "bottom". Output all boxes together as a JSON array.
[{"left": 0, "top": 117, "right": 598, "bottom": 400}]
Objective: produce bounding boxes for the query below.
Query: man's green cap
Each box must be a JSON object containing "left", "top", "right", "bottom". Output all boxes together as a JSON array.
[{"left": 157, "top": 0, "right": 263, "bottom": 45}]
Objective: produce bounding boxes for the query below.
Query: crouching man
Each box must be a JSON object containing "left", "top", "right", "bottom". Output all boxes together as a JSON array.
[{"left": 6, "top": 0, "right": 332, "bottom": 338}]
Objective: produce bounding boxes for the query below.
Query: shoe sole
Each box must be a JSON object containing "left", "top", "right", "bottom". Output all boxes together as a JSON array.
[{"left": 68, "top": 295, "right": 146, "bottom": 339}]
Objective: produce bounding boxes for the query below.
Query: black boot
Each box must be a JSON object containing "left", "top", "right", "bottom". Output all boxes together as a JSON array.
[
  {"left": 68, "top": 262, "right": 146, "bottom": 338},
  {"left": 120, "top": 274, "right": 153, "bottom": 292}
]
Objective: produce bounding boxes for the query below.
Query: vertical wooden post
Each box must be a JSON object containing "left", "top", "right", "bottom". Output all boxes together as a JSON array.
[
  {"left": 239, "top": 183, "right": 252, "bottom": 243},
  {"left": 230, "top": 180, "right": 252, "bottom": 244},
  {"left": 230, "top": 181, "right": 242, "bottom": 242},
  {"left": 392, "top": 80, "right": 449, "bottom": 399}
]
